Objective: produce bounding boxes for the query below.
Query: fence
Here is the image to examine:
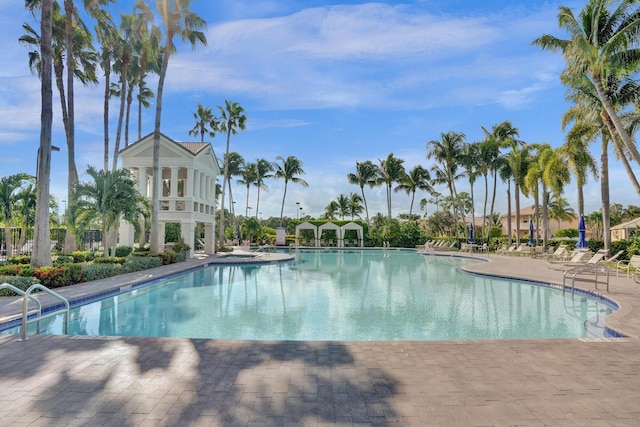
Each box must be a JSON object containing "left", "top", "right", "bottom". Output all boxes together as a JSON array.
[{"left": 0, "top": 228, "right": 102, "bottom": 259}]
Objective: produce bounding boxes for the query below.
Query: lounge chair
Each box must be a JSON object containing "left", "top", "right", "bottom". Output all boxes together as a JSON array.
[
  {"left": 498, "top": 244, "right": 517, "bottom": 255},
  {"left": 616, "top": 254, "right": 640, "bottom": 277},
  {"left": 542, "top": 245, "right": 568, "bottom": 261},
  {"left": 547, "top": 249, "right": 603, "bottom": 270}
]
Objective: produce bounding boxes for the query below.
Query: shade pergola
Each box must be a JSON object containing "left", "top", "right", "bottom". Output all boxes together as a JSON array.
[
  {"left": 318, "top": 222, "right": 341, "bottom": 247},
  {"left": 341, "top": 222, "right": 364, "bottom": 247},
  {"left": 295, "top": 221, "right": 318, "bottom": 246}
]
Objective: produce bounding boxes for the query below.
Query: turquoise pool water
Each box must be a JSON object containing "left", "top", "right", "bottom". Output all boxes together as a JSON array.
[{"left": 3, "top": 250, "right": 616, "bottom": 340}]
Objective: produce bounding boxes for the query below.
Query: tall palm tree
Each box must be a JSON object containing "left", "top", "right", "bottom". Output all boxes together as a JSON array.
[
  {"left": 541, "top": 147, "right": 571, "bottom": 248},
  {"left": 347, "top": 160, "right": 377, "bottom": 225},
  {"left": 0, "top": 174, "right": 32, "bottom": 258},
  {"left": 31, "top": 0, "right": 54, "bottom": 267},
  {"left": 150, "top": 0, "right": 207, "bottom": 253},
  {"left": 274, "top": 155, "right": 309, "bottom": 226},
  {"left": 375, "top": 153, "right": 407, "bottom": 220},
  {"left": 75, "top": 166, "right": 150, "bottom": 258},
  {"left": 533, "top": 0, "right": 640, "bottom": 167},
  {"left": 238, "top": 162, "right": 257, "bottom": 217},
  {"left": 217, "top": 100, "right": 247, "bottom": 248},
  {"left": 254, "top": 158, "right": 274, "bottom": 218},
  {"left": 189, "top": 103, "right": 217, "bottom": 142},
  {"left": 506, "top": 144, "right": 532, "bottom": 243},
  {"left": 336, "top": 194, "right": 350, "bottom": 220},
  {"left": 476, "top": 136, "right": 502, "bottom": 242},
  {"left": 323, "top": 201, "right": 339, "bottom": 220},
  {"left": 426, "top": 132, "right": 465, "bottom": 228},
  {"left": 394, "top": 165, "right": 433, "bottom": 220},
  {"left": 348, "top": 193, "right": 364, "bottom": 220},
  {"left": 225, "top": 152, "right": 244, "bottom": 217},
  {"left": 480, "top": 121, "right": 520, "bottom": 223},
  {"left": 460, "top": 142, "right": 481, "bottom": 232}
]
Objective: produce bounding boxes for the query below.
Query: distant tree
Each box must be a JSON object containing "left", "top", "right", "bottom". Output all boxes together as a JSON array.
[
  {"left": 0, "top": 173, "right": 32, "bottom": 257},
  {"left": 395, "top": 165, "right": 433, "bottom": 220},
  {"left": 189, "top": 103, "right": 217, "bottom": 142},
  {"left": 274, "top": 155, "right": 308, "bottom": 226},
  {"left": 347, "top": 160, "right": 377, "bottom": 225},
  {"left": 253, "top": 158, "right": 274, "bottom": 218},
  {"left": 375, "top": 153, "right": 406, "bottom": 220}
]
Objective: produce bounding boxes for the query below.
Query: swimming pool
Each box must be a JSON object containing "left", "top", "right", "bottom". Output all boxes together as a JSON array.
[{"left": 2, "top": 249, "right": 617, "bottom": 340}]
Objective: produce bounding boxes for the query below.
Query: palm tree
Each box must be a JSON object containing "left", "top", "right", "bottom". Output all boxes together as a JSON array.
[
  {"left": 225, "top": 152, "right": 244, "bottom": 218},
  {"left": 347, "top": 160, "right": 377, "bottom": 225},
  {"left": 533, "top": 0, "right": 640, "bottom": 168},
  {"left": 506, "top": 144, "right": 532, "bottom": 244},
  {"left": 323, "top": 201, "right": 339, "bottom": 220},
  {"left": 254, "top": 158, "right": 274, "bottom": 218},
  {"left": 217, "top": 100, "right": 247, "bottom": 248},
  {"left": 548, "top": 194, "right": 577, "bottom": 231},
  {"left": 348, "top": 193, "right": 364, "bottom": 220},
  {"left": 14, "top": 183, "right": 38, "bottom": 253},
  {"left": 75, "top": 166, "right": 150, "bottom": 258},
  {"left": 426, "top": 132, "right": 465, "bottom": 229},
  {"left": 189, "top": 103, "right": 217, "bottom": 142},
  {"left": 480, "top": 121, "right": 520, "bottom": 223},
  {"left": 274, "top": 156, "right": 309, "bottom": 226},
  {"left": 394, "top": 165, "right": 433, "bottom": 220},
  {"left": 460, "top": 142, "right": 481, "bottom": 232},
  {"left": 0, "top": 174, "right": 32, "bottom": 258},
  {"left": 375, "top": 153, "right": 407, "bottom": 220},
  {"left": 476, "top": 136, "right": 502, "bottom": 242},
  {"left": 336, "top": 194, "right": 350, "bottom": 220},
  {"left": 149, "top": 0, "right": 207, "bottom": 253},
  {"left": 31, "top": 0, "right": 54, "bottom": 267},
  {"left": 238, "top": 162, "right": 257, "bottom": 217}
]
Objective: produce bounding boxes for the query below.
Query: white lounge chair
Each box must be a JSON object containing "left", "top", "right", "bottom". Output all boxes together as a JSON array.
[
  {"left": 616, "top": 254, "right": 640, "bottom": 277},
  {"left": 547, "top": 250, "right": 603, "bottom": 270}
]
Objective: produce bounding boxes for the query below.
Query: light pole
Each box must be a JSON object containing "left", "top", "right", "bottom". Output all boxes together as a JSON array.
[{"left": 296, "top": 201, "right": 300, "bottom": 220}]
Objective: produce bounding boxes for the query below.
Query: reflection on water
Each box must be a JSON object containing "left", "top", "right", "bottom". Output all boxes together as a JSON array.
[{"left": 10, "top": 250, "right": 615, "bottom": 340}]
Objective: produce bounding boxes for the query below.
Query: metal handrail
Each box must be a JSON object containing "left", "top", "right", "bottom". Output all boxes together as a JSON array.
[
  {"left": 0, "top": 283, "right": 43, "bottom": 333},
  {"left": 20, "top": 284, "right": 69, "bottom": 341},
  {"left": 562, "top": 263, "right": 610, "bottom": 296}
]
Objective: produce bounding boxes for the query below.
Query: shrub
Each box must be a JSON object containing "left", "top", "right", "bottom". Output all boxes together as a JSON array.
[
  {"left": 115, "top": 246, "right": 133, "bottom": 257},
  {"left": 161, "top": 250, "right": 177, "bottom": 265},
  {"left": 172, "top": 242, "right": 190, "bottom": 254},
  {"left": 0, "top": 275, "right": 40, "bottom": 296},
  {"left": 8, "top": 255, "right": 30, "bottom": 265},
  {"left": 121, "top": 257, "right": 163, "bottom": 273},
  {"left": 67, "top": 263, "right": 84, "bottom": 283},
  {"left": 81, "top": 263, "right": 123, "bottom": 282},
  {"left": 33, "top": 267, "right": 72, "bottom": 288},
  {"left": 134, "top": 246, "right": 150, "bottom": 253},
  {"left": 71, "top": 251, "right": 93, "bottom": 263},
  {"left": 53, "top": 255, "right": 75, "bottom": 266},
  {"left": 93, "top": 256, "right": 128, "bottom": 264}
]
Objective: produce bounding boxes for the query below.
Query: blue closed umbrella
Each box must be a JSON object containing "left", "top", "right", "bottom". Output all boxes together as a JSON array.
[
  {"left": 469, "top": 223, "right": 475, "bottom": 244},
  {"left": 529, "top": 219, "right": 535, "bottom": 245},
  {"left": 577, "top": 215, "right": 587, "bottom": 248}
]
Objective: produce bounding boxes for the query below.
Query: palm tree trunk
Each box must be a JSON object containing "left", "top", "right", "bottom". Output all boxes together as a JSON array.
[
  {"left": 514, "top": 182, "right": 521, "bottom": 245},
  {"left": 387, "top": 184, "right": 392, "bottom": 220},
  {"left": 125, "top": 88, "right": 132, "bottom": 147},
  {"left": 542, "top": 186, "right": 549, "bottom": 250},
  {"left": 482, "top": 173, "right": 489, "bottom": 243},
  {"left": 601, "top": 139, "right": 611, "bottom": 253},
  {"left": 255, "top": 186, "right": 261, "bottom": 219},
  {"left": 506, "top": 181, "right": 512, "bottom": 247},
  {"left": 103, "top": 61, "right": 110, "bottom": 172},
  {"left": 360, "top": 185, "right": 370, "bottom": 226},
  {"left": 279, "top": 181, "right": 288, "bottom": 226},
  {"left": 602, "top": 111, "right": 640, "bottom": 196},
  {"left": 112, "top": 64, "right": 129, "bottom": 171},
  {"left": 245, "top": 184, "right": 250, "bottom": 217},
  {"left": 32, "top": 0, "right": 54, "bottom": 268},
  {"left": 218, "top": 131, "right": 231, "bottom": 247},
  {"left": 593, "top": 75, "right": 640, "bottom": 165},
  {"left": 151, "top": 43, "right": 171, "bottom": 254},
  {"left": 409, "top": 191, "right": 415, "bottom": 219}
]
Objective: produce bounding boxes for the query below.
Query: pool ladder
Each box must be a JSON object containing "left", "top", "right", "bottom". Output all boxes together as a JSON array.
[{"left": 0, "top": 282, "right": 69, "bottom": 341}]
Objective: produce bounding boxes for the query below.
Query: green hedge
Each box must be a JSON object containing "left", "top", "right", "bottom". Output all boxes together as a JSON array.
[{"left": 0, "top": 275, "right": 40, "bottom": 296}]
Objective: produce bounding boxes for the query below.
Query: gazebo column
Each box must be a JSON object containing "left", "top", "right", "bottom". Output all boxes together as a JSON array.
[
  {"left": 186, "top": 167, "right": 193, "bottom": 200},
  {"left": 204, "top": 222, "right": 214, "bottom": 253},
  {"left": 138, "top": 167, "right": 147, "bottom": 196},
  {"left": 181, "top": 221, "right": 195, "bottom": 259},
  {"left": 170, "top": 167, "right": 178, "bottom": 197},
  {"left": 118, "top": 220, "right": 135, "bottom": 247}
]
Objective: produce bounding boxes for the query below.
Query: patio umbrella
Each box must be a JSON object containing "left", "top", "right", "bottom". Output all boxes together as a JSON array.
[
  {"left": 528, "top": 220, "right": 535, "bottom": 245},
  {"left": 469, "top": 223, "right": 475, "bottom": 244},
  {"left": 577, "top": 215, "right": 587, "bottom": 248}
]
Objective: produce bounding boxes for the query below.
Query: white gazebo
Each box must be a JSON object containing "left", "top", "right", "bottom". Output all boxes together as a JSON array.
[
  {"left": 295, "top": 221, "right": 318, "bottom": 246},
  {"left": 118, "top": 132, "right": 220, "bottom": 258},
  {"left": 341, "top": 222, "right": 364, "bottom": 247},
  {"left": 318, "top": 222, "right": 341, "bottom": 246}
]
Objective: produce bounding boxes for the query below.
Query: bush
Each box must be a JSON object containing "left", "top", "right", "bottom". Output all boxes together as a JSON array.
[
  {"left": 71, "top": 251, "right": 93, "bottom": 263},
  {"left": 161, "top": 251, "right": 177, "bottom": 265},
  {"left": 93, "top": 257, "right": 128, "bottom": 264},
  {"left": 134, "top": 246, "right": 150, "bottom": 253},
  {"left": 115, "top": 246, "right": 133, "bottom": 257},
  {"left": 121, "top": 257, "right": 163, "bottom": 273},
  {"left": 81, "top": 263, "right": 123, "bottom": 282},
  {"left": 53, "top": 255, "right": 75, "bottom": 266},
  {"left": 8, "top": 255, "right": 30, "bottom": 265},
  {"left": 0, "top": 275, "right": 40, "bottom": 296},
  {"left": 172, "top": 242, "right": 190, "bottom": 254},
  {"left": 33, "top": 267, "right": 72, "bottom": 288},
  {"left": 0, "top": 264, "right": 34, "bottom": 277}
]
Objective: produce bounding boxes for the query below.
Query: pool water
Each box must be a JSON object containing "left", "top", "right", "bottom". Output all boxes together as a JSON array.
[{"left": 3, "top": 250, "right": 616, "bottom": 340}]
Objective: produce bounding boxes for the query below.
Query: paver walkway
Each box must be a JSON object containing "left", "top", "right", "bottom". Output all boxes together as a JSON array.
[{"left": 1, "top": 252, "right": 640, "bottom": 426}]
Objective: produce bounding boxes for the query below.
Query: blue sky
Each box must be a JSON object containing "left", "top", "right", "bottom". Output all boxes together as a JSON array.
[{"left": 0, "top": 0, "right": 635, "bottom": 220}]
